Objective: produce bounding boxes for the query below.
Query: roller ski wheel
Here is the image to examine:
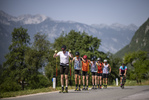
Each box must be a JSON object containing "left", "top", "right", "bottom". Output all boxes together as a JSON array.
[
  {"left": 74, "top": 88, "right": 77, "bottom": 91},
  {"left": 82, "top": 87, "right": 86, "bottom": 91},
  {"left": 59, "top": 90, "right": 64, "bottom": 93},
  {"left": 85, "top": 87, "right": 89, "bottom": 90},
  {"left": 59, "top": 87, "right": 64, "bottom": 93},
  {"left": 78, "top": 88, "right": 81, "bottom": 91},
  {"left": 65, "top": 88, "right": 68, "bottom": 93}
]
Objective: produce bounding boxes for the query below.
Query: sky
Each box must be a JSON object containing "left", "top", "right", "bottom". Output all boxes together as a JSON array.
[{"left": 0, "top": 0, "right": 149, "bottom": 26}]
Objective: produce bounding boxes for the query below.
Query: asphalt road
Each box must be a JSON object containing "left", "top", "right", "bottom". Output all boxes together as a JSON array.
[{"left": 2, "top": 86, "right": 149, "bottom": 100}]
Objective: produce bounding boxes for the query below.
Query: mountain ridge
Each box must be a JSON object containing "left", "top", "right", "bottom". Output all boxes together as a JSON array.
[{"left": 0, "top": 10, "right": 138, "bottom": 64}]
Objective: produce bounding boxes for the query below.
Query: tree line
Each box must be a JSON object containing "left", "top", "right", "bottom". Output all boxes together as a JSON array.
[{"left": 0, "top": 27, "right": 148, "bottom": 93}]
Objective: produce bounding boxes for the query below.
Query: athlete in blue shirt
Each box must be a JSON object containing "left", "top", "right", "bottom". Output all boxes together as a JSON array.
[{"left": 119, "top": 63, "right": 127, "bottom": 87}]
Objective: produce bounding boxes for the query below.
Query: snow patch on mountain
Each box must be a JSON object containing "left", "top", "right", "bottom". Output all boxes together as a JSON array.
[{"left": 17, "top": 14, "right": 48, "bottom": 24}]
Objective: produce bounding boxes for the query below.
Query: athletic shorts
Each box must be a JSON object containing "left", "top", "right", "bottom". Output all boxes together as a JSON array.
[
  {"left": 92, "top": 72, "right": 97, "bottom": 76},
  {"left": 102, "top": 74, "right": 109, "bottom": 78},
  {"left": 60, "top": 65, "right": 69, "bottom": 75},
  {"left": 97, "top": 73, "right": 102, "bottom": 76},
  {"left": 120, "top": 71, "right": 125, "bottom": 77},
  {"left": 75, "top": 70, "right": 81, "bottom": 75},
  {"left": 82, "top": 71, "right": 88, "bottom": 76}
]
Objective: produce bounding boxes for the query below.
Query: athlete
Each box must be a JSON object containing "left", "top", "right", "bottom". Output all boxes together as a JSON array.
[
  {"left": 102, "top": 59, "right": 111, "bottom": 88},
  {"left": 82, "top": 55, "right": 90, "bottom": 90},
  {"left": 119, "top": 63, "right": 127, "bottom": 87},
  {"left": 90, "top": 57, "right": 97, "bottom": 89},
  {"left": 96, "top": 58, "right": 103, "bottom": 89},
  {"left": 53, "top": 45, "right": 73, "bottom": 93},
  {"left": 71, "top": 52, "right": 82, "bottom": 91}
]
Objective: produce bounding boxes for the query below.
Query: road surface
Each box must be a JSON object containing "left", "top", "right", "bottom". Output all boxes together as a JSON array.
[{"left": 2, "top": 86, "right": 149, "bottom": 100}]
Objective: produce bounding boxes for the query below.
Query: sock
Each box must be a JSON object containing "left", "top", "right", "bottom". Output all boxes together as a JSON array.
[
  {"left": 87, "top": 85, "right": 88, "bottom": 88},
  {"left": 83, "top": 85, "right": 85, "bottom": 88},
  {"left": 76, "top": 84, "right": 78, "bottom": 88},
  {"left": 79, "top": 85, "right": 80, "bottom": 88},
  {"left": 62, "top": 85, "right": 64, "bottom": 87}
]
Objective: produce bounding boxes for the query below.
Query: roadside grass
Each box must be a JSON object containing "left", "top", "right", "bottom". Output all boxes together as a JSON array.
[
  {"left": 125, "top": 79, "right": 149, "bottom": 86},
  {"left": 1, "top": 80, "right": 149, "bottom": 98},
  {"left": 0, "top": 86, "right": 76, "bottom": 98}
]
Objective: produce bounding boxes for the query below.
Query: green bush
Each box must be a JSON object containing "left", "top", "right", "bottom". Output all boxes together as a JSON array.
[
  {"left": 0, "top": 78, "right": 21, "bottom": 93},
  {"left": 27, "top": 74, "right": 50, "bottom": 89}
]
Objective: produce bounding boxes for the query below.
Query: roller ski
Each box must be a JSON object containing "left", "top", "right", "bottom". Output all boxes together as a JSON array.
[
  {"left": 103, "top": 84, "right": 107, "bottom": 89},
  {"left": 74, "top": 87, "right": 81, "bottom": 91},
  {"left": 59, "top": 87, "right": 65, "bottom": 93},
  {"left": 64, "top": 87, "right": 68, "bottom": 93}
]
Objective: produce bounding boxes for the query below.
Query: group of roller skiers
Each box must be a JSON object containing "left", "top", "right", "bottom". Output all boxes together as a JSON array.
[{"left": 53, "top": 45, "right": 127, "bottom": 93}]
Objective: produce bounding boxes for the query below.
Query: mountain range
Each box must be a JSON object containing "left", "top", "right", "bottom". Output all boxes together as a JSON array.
[
  {"left": 115, "top": 18, "right": 149, "bottom": 57},
  {"left": 0, "top": 10, "right": 138, "bottom": 64}
]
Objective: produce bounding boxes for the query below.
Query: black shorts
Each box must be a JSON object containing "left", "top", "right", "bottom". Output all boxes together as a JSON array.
[
  {"left": 97, "top": 73, "right": 102, "bottom": 76},
  {"left": 82, "top": 71, "right": 88, "bottom": 76},
  {"left": 92, "top": 72, "right": 97, "bottom": 76},
  {"left": 75, "top": 70, "right": 81, "bottom": 75},
  {"left": 60, "top": 65, "right": 69, "bottom": 75},
  {"left": 120, "top": 71, "right": 125, "bottom": 77},
  {"left": 102, "top": 74, "right": 109, "bottom": 78}
]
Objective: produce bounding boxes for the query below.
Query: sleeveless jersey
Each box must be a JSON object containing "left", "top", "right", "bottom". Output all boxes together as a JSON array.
[
  {"left": 103, "top": 63, "right": 109, "bottom": 74},
  {"left": 74, "top": 57, "right": 81, "bottom": 70},
  {"left": 90, "top": 61, "right": 97, "bottom": 72},
  {"left": 82, "top": 60, "right": 89, "bottom": 72},
  {"left": 97, "top": 63, "right": 103, "bottom": 73}
]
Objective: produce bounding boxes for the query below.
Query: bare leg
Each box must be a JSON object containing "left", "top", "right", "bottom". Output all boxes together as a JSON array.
[
  {"left": 75, "top": 74, "right": 77, "bottom": 85},
  {"left": 106, "top": 78, "right": 108, "bottom": 85},
  {"left": 65, "top": 75, "right": 68, "bottom": 87},
  {"left": 86, "top": 75, "right": 88, "bottom": 86},
  {"left": 61, "top": 74, "right": 64, "bottom": 86},
  {"left": 92, "top": 75, "right": 95, "bottom": 85},
  {"left": 100, "top": 76, "right": 102, "bottom": 85},
  {"left": 98, "top": 76, "right": 100, "bottom": 85},
  {"left": 95, "top": 75, "right": 97, "bottom": 85},
  {"left": 83, "top": 76, "right": 85, "bottom": 85},
  {"left": 79, "top": 75, "right": 81, "bottom": 85}
]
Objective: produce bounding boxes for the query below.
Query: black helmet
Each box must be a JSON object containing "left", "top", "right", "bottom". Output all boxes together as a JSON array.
[
  {"left": 91, "top": 57, "right": 94, "bottom": 61},
  {"left": 122, "top": 63, "right": 125, "bottom": 65},
  {"left": 93, "top": 55, "right": 97, "bottom": 60},
  {"left": 61, "top": 45, "right": 66, "bottom": 51},
  {"left": 75, "top": 52, "right": 80, "bottom": 56}
]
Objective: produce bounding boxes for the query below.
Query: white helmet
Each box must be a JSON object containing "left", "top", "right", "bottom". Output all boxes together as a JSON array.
[
  {"left": 97, "top": 58, "right": 101, "bottom": 61},
  {"left": 104, "top": 59, "right": 107, "bottom": 62}
]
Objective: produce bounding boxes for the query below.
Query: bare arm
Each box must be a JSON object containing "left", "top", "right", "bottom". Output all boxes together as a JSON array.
[
  {"left": 108, "top": 64, "right": 111, "bottom": 73},
  {"left": 70, "top": 57, "right": 75, "bottom": 63},
  {"left": 124, "top": 70, "right": 127, "bottom": 76},
  {"left": 119, "top": 69, "right": 121, "bottom": 76}
]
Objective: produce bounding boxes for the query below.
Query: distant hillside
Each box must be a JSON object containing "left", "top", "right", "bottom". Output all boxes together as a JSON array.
[{"left": 115, "top": 18, "right": 149, "bottom": 58}]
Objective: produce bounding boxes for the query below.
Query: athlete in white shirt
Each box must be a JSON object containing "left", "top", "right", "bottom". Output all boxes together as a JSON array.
[
  {"left": 102, "top": 59, "right": 111, "bottom": 88},
  {"left": 53, "top": 45, "right": 73, "bottom": 93}
]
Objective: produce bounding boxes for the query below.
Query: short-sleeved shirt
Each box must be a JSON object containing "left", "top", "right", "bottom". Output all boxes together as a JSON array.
[
  {"left": 119, "top": 66, "right": 127, "bottom": 73},
  {"left": 57, "top": 51, "right": 71, "bottom": 65},
  {"left": 90, "top": 61, "right": 97, "bottom": 72},
  {"left": 74, "top": 57, "right": 81, "bottom": 70}
]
